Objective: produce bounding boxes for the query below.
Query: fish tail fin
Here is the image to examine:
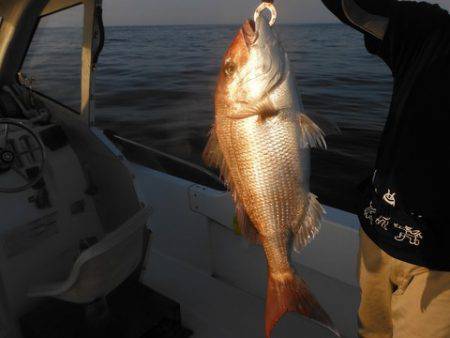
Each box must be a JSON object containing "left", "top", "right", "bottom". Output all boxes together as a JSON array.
[
  {"left": 293, "top": 193, "right": 325, "bottom": 253},
  {"left": 265, "top": 271, "right": 339, "bottom": 338}
]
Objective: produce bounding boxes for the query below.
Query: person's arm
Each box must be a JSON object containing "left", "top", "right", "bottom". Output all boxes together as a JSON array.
[{"left": 321, "top": 0, "right": 391, "bottom": 39}]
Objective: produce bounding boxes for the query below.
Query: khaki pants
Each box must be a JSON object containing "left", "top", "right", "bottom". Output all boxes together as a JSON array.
[{"left": 358, "top": 230, "right": 450, "bottom": 338}]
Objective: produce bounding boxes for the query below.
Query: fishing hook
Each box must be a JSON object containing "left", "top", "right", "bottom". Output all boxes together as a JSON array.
[{"left": 254, "top": 1, "right": 277, "bottom": 26}]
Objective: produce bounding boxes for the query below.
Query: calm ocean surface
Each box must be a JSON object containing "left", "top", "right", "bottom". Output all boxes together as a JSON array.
[{"left": 23, "top": 24, "right": 393, "bottom": 212}]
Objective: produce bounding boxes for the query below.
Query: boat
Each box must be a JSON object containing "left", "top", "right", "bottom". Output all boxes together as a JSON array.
[{"left": 0, "top": 1, "right": 361, "bottom": 337}]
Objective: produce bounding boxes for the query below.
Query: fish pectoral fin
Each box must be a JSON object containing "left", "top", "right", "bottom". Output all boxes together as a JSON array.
[
  {"left": 298, "top": 114, "right": 327, "bottom": 149},
  {"left": 249, "top": 97, "right": 279, "bottom": 121},
  {"left": 203, "top": 125, "right": 223, "bottom": 169},
  {"left": 227, "top": 98, "right": 279, "bottom": 121},
  {"left": 304, "top": 111, "right": 341, "bottom": 136},
  {"left": 292, "top": 194, "right": 324, "bottom": 252},
  {"left": 236, "top": 202, "right": 260, "bottom": 244}
]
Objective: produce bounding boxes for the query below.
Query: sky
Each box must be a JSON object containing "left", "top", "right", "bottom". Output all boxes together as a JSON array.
[
  {"left": 48, "top": 0, "right": 450, "bottom": 26},
  {"left": 100, "top": 0, "right": 337, "bottom": 25}
]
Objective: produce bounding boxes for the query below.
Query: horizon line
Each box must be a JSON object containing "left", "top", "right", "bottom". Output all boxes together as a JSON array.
[{"left": 44, "top": 21, "right": 342, "bottom": 28}]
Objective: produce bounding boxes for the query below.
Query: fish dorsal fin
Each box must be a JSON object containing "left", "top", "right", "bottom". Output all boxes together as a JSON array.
[
  {"left": 236, "top": 202, "right": 260, "bottom": 244},
  {"left": 203, "top": 126, "right": 236, "bottom": 193},
  {"left": 203, "top": 126, "right": 223, "bottom": 169},
  {"left": 299, "top": 114, "right": 327, "bottom": 149},
  {"left": 203, "top": 126, "right": 260, "bottom": 244},
  {"left": 292, "top": 193, "right": 325, "bottom": 252}
]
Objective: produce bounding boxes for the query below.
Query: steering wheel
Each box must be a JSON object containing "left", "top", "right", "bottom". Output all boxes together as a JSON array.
[{"left": 0, "top": 119, "right": 46, "bottom": 193}]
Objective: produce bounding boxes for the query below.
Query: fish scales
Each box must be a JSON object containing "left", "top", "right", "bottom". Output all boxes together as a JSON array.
[{"left": 217, "top": 113, "right": 306, "bottom": 238}]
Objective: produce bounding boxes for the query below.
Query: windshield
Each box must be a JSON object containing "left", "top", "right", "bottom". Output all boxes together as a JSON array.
[{"left": 19, "top": 5, "right": 83, "bottom": 112}]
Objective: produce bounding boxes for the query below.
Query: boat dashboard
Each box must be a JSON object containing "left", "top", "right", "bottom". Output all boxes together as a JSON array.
[
  {"left": 0, "top": 84, "right": 49, "bottom": 121},
  {"left": 0, "top": 83, "right": 105, "bottom": 318},
  {"left": 0, "top": 86, "right": 23, "bottom": 119},
  {"left": 0, "top": 84, "right": 62, "bottom": 194}
]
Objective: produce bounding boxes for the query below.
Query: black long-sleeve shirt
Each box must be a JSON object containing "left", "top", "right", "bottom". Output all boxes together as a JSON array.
[{"left": 323, "top": 0, "right": 450, "bottom": 271}]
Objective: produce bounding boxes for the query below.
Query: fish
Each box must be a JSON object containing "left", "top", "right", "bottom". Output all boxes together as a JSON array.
[{"left": 203, "top": 3, "right": 338, "bottom": 337}]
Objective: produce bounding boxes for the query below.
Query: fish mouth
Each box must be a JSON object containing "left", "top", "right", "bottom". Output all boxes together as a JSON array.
[{"left": 242, "top": 19, "right": 257, "bottom": 46}]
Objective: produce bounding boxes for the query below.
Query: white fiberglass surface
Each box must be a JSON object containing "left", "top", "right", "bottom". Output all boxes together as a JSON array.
[{"left": 131, "top": 161, "right": 359, "bottom": 336}]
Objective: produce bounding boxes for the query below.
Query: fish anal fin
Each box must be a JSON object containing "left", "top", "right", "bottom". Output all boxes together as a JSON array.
[
  {"left": 265, "top": 270, "right": 339, "bottom": 338},
  {"left": 293, "top": 194, "right": 324, "bottom": 253},
  {"left": 236, "top": 202, "right": 260, "bottom": 244},
  {"left": 299, "top": 114, "right": 327, "bottom": 149}
]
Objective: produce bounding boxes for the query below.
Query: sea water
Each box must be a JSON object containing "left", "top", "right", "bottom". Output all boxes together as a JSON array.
[{"left": 22, "top": 24, "right": 393, "bottom": 212}]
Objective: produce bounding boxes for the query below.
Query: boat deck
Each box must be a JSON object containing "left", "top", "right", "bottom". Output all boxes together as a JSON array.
[
  {"left": 143, "top": 251, "right": 349, "bottom": 338},
  {"left": 93, "top": 129, "right": 362, "bottom": 337}
]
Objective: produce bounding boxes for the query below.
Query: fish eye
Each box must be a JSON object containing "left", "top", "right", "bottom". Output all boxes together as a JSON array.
[{"left": 224, "top": 60, "right": 237, "bottom": 77}]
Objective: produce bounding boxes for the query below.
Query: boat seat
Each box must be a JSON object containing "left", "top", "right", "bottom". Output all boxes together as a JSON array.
[{"left": 27, "top": 206, "right": 151, "bottom": 304}]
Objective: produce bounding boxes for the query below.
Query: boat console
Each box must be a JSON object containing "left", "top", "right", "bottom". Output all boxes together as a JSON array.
[
  {"left": 0, "top": 87, "right": 24, "bottom": 120},
  {"left": 0, "top": 84, "right": 104, "bottom": 314},
  {"left": 0, "top": 37, "right": 155, "bottom": 338}
]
